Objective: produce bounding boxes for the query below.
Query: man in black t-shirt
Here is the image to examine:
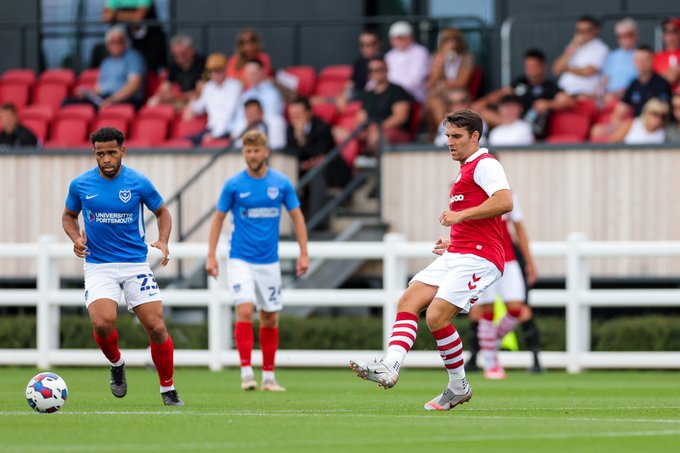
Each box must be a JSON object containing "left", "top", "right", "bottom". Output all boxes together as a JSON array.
[
  {"left": 355, "top": 57, "right": 412, "bottom": 154},
  {"left": 473, "top": 49, "right": 572, "bottom": 134},
  {"left": 146, "top": 34, "right": 206, "bottom": 109},
  {"left": 623, "top": 45, "right": 672, "bottom": 116},
  {"left": 0, "top": 103, "right": 37, "bottom": 148}
]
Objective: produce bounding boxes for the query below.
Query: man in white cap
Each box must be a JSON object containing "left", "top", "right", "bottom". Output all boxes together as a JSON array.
[{"left": 385, "top": 21, "right": 431, "bottom": 103}]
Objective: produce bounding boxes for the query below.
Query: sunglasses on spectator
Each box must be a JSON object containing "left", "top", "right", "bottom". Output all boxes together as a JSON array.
[
  {"left": 107, "top": 38, "right": 125, "bottom": 44},
  {"left": 238, "top": 37, "right": 257, "bottom": 45},
  {"left": 649, "top": 111, "right": 667, "bottom": 118}
]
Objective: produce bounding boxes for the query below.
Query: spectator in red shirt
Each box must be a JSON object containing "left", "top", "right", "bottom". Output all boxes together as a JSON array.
[{"left": 653, "top": 17, "right": 680, "bottom": 91}]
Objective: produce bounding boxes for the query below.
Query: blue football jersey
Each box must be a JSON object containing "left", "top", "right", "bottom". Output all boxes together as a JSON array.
[
  {"left": 65, "top": 166, "right": 164, "bottom": 263},
  {"left": 217, "top": 168, "right": 300, "bottom": 264}
]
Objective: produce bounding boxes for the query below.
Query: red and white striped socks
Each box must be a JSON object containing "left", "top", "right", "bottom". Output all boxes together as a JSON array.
[
  {"left": 382, "top": 312, "right": 419, "bottom": 374},
  {"left": 496, "top": 306, "right": 522, "bottom": 339},
  {"left": 478, "top": 311, "right": 498, "bottom": 370},
  {"left": 432, "top": 324, "right": 469, "bottom": 393}
]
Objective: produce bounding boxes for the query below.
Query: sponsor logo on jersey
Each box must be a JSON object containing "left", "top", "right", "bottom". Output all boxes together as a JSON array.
[
  {"left": 450, "top": 194, "right": 465, "bottom": 203},
  {"left": 85, "top": 209, "right": 134, "bottom": 224},
  {"left": 119, "top": 189, "right": 132, "bottom": 203},
  {"left": 267, "top": 186, "right": 279, "bottom": 200},
  {"left": 240, "top": 207, "right": 280, "bottom": 219}
]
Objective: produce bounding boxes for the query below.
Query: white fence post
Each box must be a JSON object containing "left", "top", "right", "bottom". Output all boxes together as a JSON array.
[
  {"left": 383, "top": 233, "right": 407, "bottom": 349},
  {"left": 566, "top": 233, "right": 588, "bottom": 373},
  {"left": 37, "top": 235, "right": 60, "bottom": 370}
]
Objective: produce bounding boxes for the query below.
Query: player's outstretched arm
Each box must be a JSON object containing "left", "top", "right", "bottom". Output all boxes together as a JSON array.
[
  {"left": 62, "top": 207, "right": 89, "bottom": 258},
  {"left": 206, "top": 210, "right": 227, "bottom": 278},
  {"left": 288, "top": 208, "right": 309, "bottom": 277},
  {"left": 439, "top": 189, "right": 513, "bottom": 226},
  {"left": 150, "top": 204, "right": 172, "bottom": 266}
]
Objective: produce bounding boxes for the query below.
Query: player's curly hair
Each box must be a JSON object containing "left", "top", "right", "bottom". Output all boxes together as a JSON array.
[
  {"left": 443, "top": 109, "right": 483, "bottom": 140},
  {"left": 90, "top": 127, "right": 125, "bottom": 146}
]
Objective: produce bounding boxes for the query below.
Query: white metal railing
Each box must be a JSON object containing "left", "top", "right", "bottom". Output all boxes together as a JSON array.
[{"left": 1, "top": 233, "right": 680, "bottom": 373}]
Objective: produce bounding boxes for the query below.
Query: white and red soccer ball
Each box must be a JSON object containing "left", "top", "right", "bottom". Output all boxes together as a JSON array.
[{"left": 25, "top": 372, "right": 68, "bottom": 413}]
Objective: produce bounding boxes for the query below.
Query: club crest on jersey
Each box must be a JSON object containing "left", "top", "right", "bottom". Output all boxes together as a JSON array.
[
  {"left": 267, "top": 186, "right": 279, "bottom": 200},
  {"left": 119, "top": 189, "right": 132, "bottom": 203}
]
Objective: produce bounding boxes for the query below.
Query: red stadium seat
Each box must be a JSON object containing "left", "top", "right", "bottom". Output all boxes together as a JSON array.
[
  {"left": 39, "top": 68, "right": 75, "bottom": 86},
  {"left": 161, "top": 138, "right": 194, "bottom": 148},
  {"left": 124, "top": 138, "right": 154, "bottom": 149},
  {"left": 172, "top": 115, "right": 207, "bottom": 138},
  {"left": 129, "top": 116, "right": 169, "bottom": 145},
  {"left": 92, "top": 116, "right": 129, "bottom": 136},
  {"left": 467, "top": 66, "right": 482, "bottom": 100},
  {"left": 409, "top": 102, "right": 421, "bottom": 141},
  {"left": 20, "top": 104, "right": 54, "bottom": 122},
  {"left": 138, "top": 104, "right": 175, "bottom": 121},
  {"left": 45, "top": 116, "right": 90, "bottom": 148},
  {"left": 311, "top": 103, "right": 338, "bottom": 125},
  {"left": 22, "top": 117, "right": 49, "bottom": 143},
  {"left": 545, "top": 100, "right": 596, "bottom": 143},
  {"left": 98, "top": 104, "right": 136, "bottom": 122},
  {"left": 72, "top": 68, "right": 99, "bottom": 95},
  {"left": 59, "top": 104, "right": 96, "bottom": 121},
  {"left": 201, "top": 136, "right": 230, "bottom": 148},
  {"left": 339, "top": 139, "right": 360, "bottom": 168},
  {"left": 32, "top": 82, "right": 70, "bottom": 111},
  {"left": 282, "top": 66, "right": 316, "bottom": 97},
  {"left": 1, "top": 69, "right": 36, "bottom": 84},
  {"left": 312, "top": 78, "right": 346, "bottom": 98},
  {"left": 318, "top": 64, "right": 352, "bottom": 81},
  {"left": 0, "top": 81, "right": 31, "bottom": 108}
]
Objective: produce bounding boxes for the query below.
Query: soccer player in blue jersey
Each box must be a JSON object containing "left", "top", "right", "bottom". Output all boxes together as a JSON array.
[
  {"left": 62, "top": 127, "right": 183, "bottom": 406},
  {"left": 206, "top": 129, "right": 309, "bottom": 392}
]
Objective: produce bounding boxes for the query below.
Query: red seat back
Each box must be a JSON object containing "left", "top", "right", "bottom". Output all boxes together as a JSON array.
[
  {"left": 467, "top": 66, "right": 482, "bottom": 100},
  {"left": 172, "top": 116, "right": 207, "bottom": 138},
  {"left": 98, "top": 104, "right": 136, "bottom": 121},
  {"left": 0, "top": 81, "right": 31, "bottom": 108},
  {"left": 130, "top": 116, "right": 169, "bottom": 144},
  {"left": 1, "top": 69, "right": 36, "bottom": 84},
  {"left": 138, "top": 104, "right": 175, "bottom": 121},
  {"left": 47, "top": 117, "right": 90, "bottom": 147},
  {"left": 22, "top": 117, "right": 49, "bottom": 142},
  {"left": 92, "top": 116, "right": 129, "bottom": 136},
  {"left": 33, "top": 82, "right": 70, "bottom": 111},
  {"left": 60, "top": 104, "right": 96, "bottom": 121},
  {"left": 20, "top": 104, "right": 54, "bottom": 122},
  {"left": 319, "top": 65, "right": 353, "bottom": 81},
  {"left": 311, "top": 103, "right": 338, "bottom": 125},
  {"left": 39, "top": 68, "right": 75, "bottom": 86},
  {"left": 546, "top": 100, "right": 596, "bottom": 142},
  {"left": 312, "top": 79, "right": 346, "bottom": 98},
  {"left": 282, "top": 66, "right": 317, "bottom": 97},
  {"left": 73, "top": 68, "right": 99, "bottom": 95}
]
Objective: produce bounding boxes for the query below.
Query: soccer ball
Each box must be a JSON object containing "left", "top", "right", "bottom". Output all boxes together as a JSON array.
[{"left": 25, "top": 372, "right": 68, "bottom": 413}]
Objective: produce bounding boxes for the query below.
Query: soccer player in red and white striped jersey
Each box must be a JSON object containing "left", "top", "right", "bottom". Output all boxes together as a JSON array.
[{"left": 350, "top": 109, "right": 513, "bottom": 410}]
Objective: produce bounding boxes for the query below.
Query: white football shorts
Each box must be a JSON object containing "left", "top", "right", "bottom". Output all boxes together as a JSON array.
[
  {"left": 410, "top": 252, "right": 501, "bottom": 314},
  {"left": 84, "top": 262, "right": 162, "bottom": 311},
  {"left": 226, "top": 258, "right": 283, "bottom": 312},
  {"left": 478, "top": 259, "right": 526, "bottom": 305}
]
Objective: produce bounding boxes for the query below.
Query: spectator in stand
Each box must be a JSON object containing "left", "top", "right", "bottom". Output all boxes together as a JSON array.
[
  {"left": 227, "top": 28, "right": 273, "bottom": 85},
  {"left": 287, "top": 97, "right": 351, "bottom": 224},
  {"left": 600, "top": 18, "right": 639, "bottom": 104},
  {"left": 0, "top": 103, "right": 38, "bottom": 147},
  {"left": 654, "top": 17, "right": 680, "bottom": 92},
  {"left": 434, "top": 88, "right": 487, "bottom": 147},
  {"left": 229, "top": 58, "right": 285, "bottom": 140},
  {"left": 665, "top": 92, "right": 680, "bottom": 143},
  {"left": 473, "top": 48, "right": 569, "bottom": 137},
  {"left": 609, "top": 97, "right": 668, "bottom": 144},
  {"left": 146, "top": 33, "right": 206, "bottom": 110},
  {"left": 424, "top": 27, "right": 476, "bottom": 140},
  {"left": 336, "top": 29, "right": 383, "bottom": 110},
  {"left": 232, "top": 99, "right": 286, "bottom": 150},
  {"left": 102, "top": 0, "right": 167, "bottom": 73},
  {"left": 384, "top": 21, "right": 430, "bottom": 104},
  {"left": 552, "top": 16, "right": 609, "bottom": 98},
  {"left": 591, "top": 45, "right": 672, "bottom": 141},
  {"left": 487, "top": 95, "right": 535, "bottom": 146},
  {"left": 183, "top": 52, "right": 242, "bottom": 146},
  {"left": 64, "top": 25, "right": 146, "bottom": 109},
  {"left": 351, "top": 57, "right": 412, "bottom": 155}
]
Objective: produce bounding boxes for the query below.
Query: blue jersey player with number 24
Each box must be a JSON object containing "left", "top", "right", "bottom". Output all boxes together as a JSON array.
[{"left": 62, "top": 127, "right": 183, "bottom": 406}]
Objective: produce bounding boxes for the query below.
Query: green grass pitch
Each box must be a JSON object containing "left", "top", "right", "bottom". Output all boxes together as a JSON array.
[{"left": 1, "top": 366, "right": 679, "bottom": 452}]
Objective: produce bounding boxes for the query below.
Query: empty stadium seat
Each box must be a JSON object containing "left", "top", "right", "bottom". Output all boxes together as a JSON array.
[
  {"left": 59, "top": 104, "right": 96, "bottom": 121},
  {"left": 38, "top": 68, "right": 75, "bottom": 85},
  {"left": 92, "top": 116, "right": 129, "bottom": 135},
  {"left": 281, "top": 66, "right": 316, "bottom": 97},
  {"left": 0, "top": 81, "right": 31, "bottom": 108},
  {"left": 1, "top": 68, "right": 36, "bottom": 84},
  {"left": 161, "top": 138, "right": 194, "bottom": 148},
  {"left": 98, "top": 104, "right": 136, "bottom": 121},
  {"left": 138, "top": 104, "right": 175, "bottom": 121},
  {"left": 172, "top": 115, "right": 207, "bottom": 139},
  {"left": 312, "top": 78, "right": 346, "bottom": 99},
  {"left": 32, "top": 82, "right": 70, "bottom": 111},
  {"left": 19, "top": 105, "right": 54, "bottom": 143},
  {"left": 318, "top": 64, "right": 353, "bottom": 81},
  {"left": 311, "top": 103, "right": 338, "bottom": 125},
  {"left": 21, "top": 118, "right": 49, "bottom": 143},
  {"left": 129, "top": 116, "right": 169, "bottom": 145},
  {"left": 45, "top": 116, "right": 90, "bottom": 148},
  {"left": 20, "top": 104, "right": 54, "bottom": 121}
]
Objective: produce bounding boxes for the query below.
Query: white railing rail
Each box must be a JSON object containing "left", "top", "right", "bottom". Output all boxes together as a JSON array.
[{"left": 1, "top": 233, "right": 680, "bottom": 373}]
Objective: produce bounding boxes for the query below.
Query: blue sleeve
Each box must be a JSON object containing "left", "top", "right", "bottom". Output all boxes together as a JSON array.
[
  {"left": 141, "top": 176, "right": 164, "bottom": 212},
  {"left": 282, "top": 178, "right": 300, "bottom": 211},
  {"left": 216, "top": 181, "right": 235, "bottom": 213},
  {"left": 65, "top": 179, "right": 82, "bottom": 213},
  {"left": 126, "top": 50, "right": 146, "bottom": 77}
]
